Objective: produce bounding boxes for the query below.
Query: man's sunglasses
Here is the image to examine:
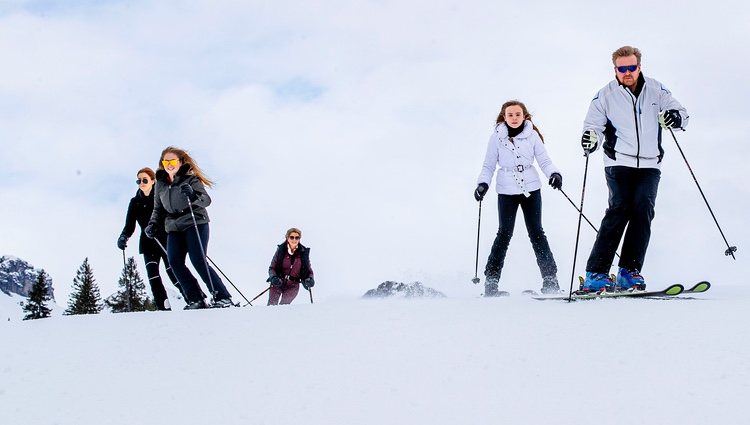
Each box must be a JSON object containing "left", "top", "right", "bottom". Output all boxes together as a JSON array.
[
  {"left": 136, "top": 178, "right": 150, "bottom": 185},
  {"left": 616, "top": 65, "right": 638, "bottom": 73},
  {"left": 288, "top": 235, "right": 301, "bottom": 240}
]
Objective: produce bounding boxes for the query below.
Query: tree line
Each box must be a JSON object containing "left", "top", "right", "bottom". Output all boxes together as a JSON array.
[{"left": 22, "top": 257, "right": 156, "bottom": 320}]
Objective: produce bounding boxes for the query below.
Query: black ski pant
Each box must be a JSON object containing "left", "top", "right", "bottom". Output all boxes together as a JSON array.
[
  {"left": 586, "top": 166, "right": 661, "bottom": 273},
  {"left": 485, "top": 189, "right": 557, "bottom": 281},
  {"left": 142, "top": 247, "right": 184, "bottom": 310},
  {"left": 166, "top": 223, "right": 231, "bottom": 303}
]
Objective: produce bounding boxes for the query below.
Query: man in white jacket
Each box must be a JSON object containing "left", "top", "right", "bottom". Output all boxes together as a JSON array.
[{"left": 580, "top": 45, "right": 688, "bottom": 292}]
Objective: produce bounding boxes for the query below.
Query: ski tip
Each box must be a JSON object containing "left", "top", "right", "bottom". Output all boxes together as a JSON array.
[
  {"left": 664, "top": 284, "right": 684, "bottom": 296},
  {"left": 686, "top": 281, "right": 711, "bottom": 293}
]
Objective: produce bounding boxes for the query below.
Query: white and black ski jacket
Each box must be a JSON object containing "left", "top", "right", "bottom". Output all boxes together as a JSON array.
[
  {"left": 477, "top": 121, "right": 559, "bottom": 197},
  {"left": 583, "top": 73, "right": 688, "bottom": 169}
]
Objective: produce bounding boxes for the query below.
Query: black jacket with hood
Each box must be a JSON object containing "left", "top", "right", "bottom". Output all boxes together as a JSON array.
[
  {"left": 120, "top": 189, "right": 168, "bottom": 254},
  {"left": 148, "top": 164, "right": 212, "bottom": 233}
]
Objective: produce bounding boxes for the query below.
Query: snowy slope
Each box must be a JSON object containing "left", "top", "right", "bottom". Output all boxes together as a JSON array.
[
  {"left": 1, "top": 285, "right": 747, "bottom": 425},
  {"left": 0, "top": 292, "right": 26, "bottom": 322}
]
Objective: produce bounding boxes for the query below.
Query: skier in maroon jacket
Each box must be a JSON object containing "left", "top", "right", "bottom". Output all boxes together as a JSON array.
[{"left": 267, "top": 228, "right": 314, "bottom": 305}]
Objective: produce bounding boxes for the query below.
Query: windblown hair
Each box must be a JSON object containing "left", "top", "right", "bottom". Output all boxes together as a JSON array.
[
  {"left": 495, "top": 100, "right": 544, "bottom": 142},
  {"left": 158, "top": 146, "right": 214, "bottom": 187},
  {"left": 612, "top": 45, "right": 642, "bottom": 65},
  {"left": 137, "top": 167, "right": 155, "bottom": 180}
]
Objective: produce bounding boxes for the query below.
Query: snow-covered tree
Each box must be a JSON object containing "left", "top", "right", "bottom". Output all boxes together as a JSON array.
[
  {"left": 106, "top": 256, "right": 151, "bottom": 312},
  {"left": 22, "top": 270, "right": 53, "bottom": 320},
  {"left": 64, "top": 258, "right": 102, "bottom": 315}
]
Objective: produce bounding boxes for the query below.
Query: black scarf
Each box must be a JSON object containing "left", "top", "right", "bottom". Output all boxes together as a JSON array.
[{"left": 505, "top": 122, "right": 524, "bottom": 138}]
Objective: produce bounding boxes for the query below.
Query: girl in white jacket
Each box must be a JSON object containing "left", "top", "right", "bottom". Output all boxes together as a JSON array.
[{"left": 474, "top": 100, "right": 562, "bottom": 296}]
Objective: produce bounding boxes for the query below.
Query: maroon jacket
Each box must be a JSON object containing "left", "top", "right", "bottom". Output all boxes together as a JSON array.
[{"left": 267, "top": 243, "right": 313, "bottom": 283}]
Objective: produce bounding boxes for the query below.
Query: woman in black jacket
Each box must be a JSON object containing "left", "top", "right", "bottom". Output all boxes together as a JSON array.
[
  {"left": 117, "top": 167, "right": 184, "bottom": 310},
  {"left": 267, "top": 227, "right": 314, "bottom": 305},
  {"left": 145, "top": 147, "right": 233, "bottom": 309}
]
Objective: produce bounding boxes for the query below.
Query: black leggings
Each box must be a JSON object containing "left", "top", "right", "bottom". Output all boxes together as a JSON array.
[
  {"left": 142, "top": 247, "right": 183, "bottom": 310},
  {"left": 167, "top": 223, "right": 231, "bottom": 303},
  {"left": 485, "top": 189, "right": 557, "bottom": 280}
]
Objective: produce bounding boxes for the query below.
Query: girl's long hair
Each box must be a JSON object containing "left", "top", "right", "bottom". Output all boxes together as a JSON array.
[
  {"left": 158, "top": 146, "right": 215, "bottom": 187},
  {"left": 495, "top": 100, "right": 545, "bottom": 142}
]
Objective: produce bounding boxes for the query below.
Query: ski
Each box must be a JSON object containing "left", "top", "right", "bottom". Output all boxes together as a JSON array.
[
  {"left": 532, "top": 283, "right": 684, "bottom": 301},
  {"left": 209, "top": 300, "right": 241, "bottom": 308},
  {"left": 522, "top": 289, "right": 565, "bottom": 296},
  {"left": 482, "top": 291, "right": 510, "bottom": 297},
  {"left": 682, "top": 281, "right": 711, "bottom": 294}
]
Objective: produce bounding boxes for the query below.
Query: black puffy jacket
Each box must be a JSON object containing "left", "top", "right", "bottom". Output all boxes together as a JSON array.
[
  {"left": 148, "top": 164, "right": 212, "bottom": 233},
  {"left": 120, "top": 190, "right": 167, "bottom": 254}
]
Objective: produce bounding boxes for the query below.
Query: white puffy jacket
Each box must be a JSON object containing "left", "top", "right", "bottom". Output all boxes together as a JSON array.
[
  {"left": 583, "top": 74, "right": 688, "bottom": 169},
  {"left": 477, "top": 121, "right": 560, "bottom": 197}
]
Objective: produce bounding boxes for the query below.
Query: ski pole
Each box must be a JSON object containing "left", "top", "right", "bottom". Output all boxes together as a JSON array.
[
  {"left": 568, "top": 153, "right": 591, "bottom": 302},
  {"left": 250, "top": 286, "right": 271, "bottom": 304},
  {"left": 186, "top": 198, "right": 217, "bottom": 301},
  {"left": 471, "top": 200, "right": 482, "bottom": 284},
  {"left": 206, "top": 255, "right": 251, "bottom": 305},
  {"left": 558, "top": 188, "right": 620, "bottom": 259},
  {"left": 155, "top": 238, "right": 168, "bottom": 256},
  {"left": 309, "top": 287, "right": 314, "bottom": 304},
  {"left": 668, "top": 128, "right": 737, "bottom": 259}
]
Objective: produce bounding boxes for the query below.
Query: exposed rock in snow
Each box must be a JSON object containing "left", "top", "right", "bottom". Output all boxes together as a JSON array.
[{"left": 362, "top": 281, "right": 445, "bottom": 298}]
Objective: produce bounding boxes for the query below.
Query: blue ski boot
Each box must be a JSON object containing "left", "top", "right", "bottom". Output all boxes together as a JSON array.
[
  {"left": 580, "top": 272, "right": 614, "bottom": 293},
  {"left": 615, "top": 268, "right": 646, "bottom": 291}
]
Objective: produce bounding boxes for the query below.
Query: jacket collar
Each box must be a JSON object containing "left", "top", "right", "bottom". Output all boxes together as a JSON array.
[
  {"left": 155, "top": 164, "right": 192, "bottom": 183},
  {"left": 618, "top": 72, "right": 645, "bottom": 97},
  {"left": 135, "top": 189, "right": 153, "bottom": 200},
  {"left": 277, "top": 242, "right": 307, "bottom": 253},
  {"left": 496, "top": 120, "right": 533, "bottom": 140}
]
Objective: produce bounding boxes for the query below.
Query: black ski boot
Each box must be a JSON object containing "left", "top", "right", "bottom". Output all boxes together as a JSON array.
[
  {"left": 184, "top": 299, "right": 208, "bottom": 310},
  {"left": 484, "top": 277, "right": 509, "bottom": 297},
  {"left": 541, "top": 275, "right": 561, "bottom": 294},
  {"left": 212, "top": 298, "right": 236, "bottom": 308}
]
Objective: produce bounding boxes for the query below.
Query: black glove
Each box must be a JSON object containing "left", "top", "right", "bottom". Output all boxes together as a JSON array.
[
  {"left": 269, "top": 276, "right": 282, "bottom": 286},
  {"left": 302, "top": 277, "right": 315, "bottom": 290},
  {"left": 581, "top": 130, "right": 598, "bottom": 154},
  {"left": 548, "top": 173, "right": 562, "bottom": 190},
  {"left": 117, "top": 235, "right": 128, "bottom": 250},
  {"left": 180, "top": 183, "right": 198, "bottom": 202},
  {"left": 659, "top": 109, "right": 682, "bottom": 129},
  {"left": 474, "top": 183, "right": 489, "bottom": 202},
  {"left": 144, "top": 224, "right": 157, "bottom": 239}
]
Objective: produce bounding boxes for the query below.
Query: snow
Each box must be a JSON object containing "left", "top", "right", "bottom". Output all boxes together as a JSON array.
[
  {"left": 2, "top": 285, "right": 748, "bottom": 425},
  {"left": 0, "top": 292, "right": 26, "bottom": 321}
]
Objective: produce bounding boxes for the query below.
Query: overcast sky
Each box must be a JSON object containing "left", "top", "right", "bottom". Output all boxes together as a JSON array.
[{"left": 1, "top": 0, "right": 748, "bottom": 302}]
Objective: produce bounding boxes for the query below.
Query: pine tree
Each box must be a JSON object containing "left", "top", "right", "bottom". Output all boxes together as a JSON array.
[
  {"left": 105, "top": 256, "right": 150, "bottom": 313},
  {"left": 22, "top": 270, "right": 53, "bottom": 320},
  {"left": 64, "top": 258, "right": 102, "bottom": 315}
]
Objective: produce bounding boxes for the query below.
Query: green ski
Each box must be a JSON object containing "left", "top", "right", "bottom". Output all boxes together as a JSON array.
[{"left": 532, "top": 283, "right": 685, "bottom": 301}]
